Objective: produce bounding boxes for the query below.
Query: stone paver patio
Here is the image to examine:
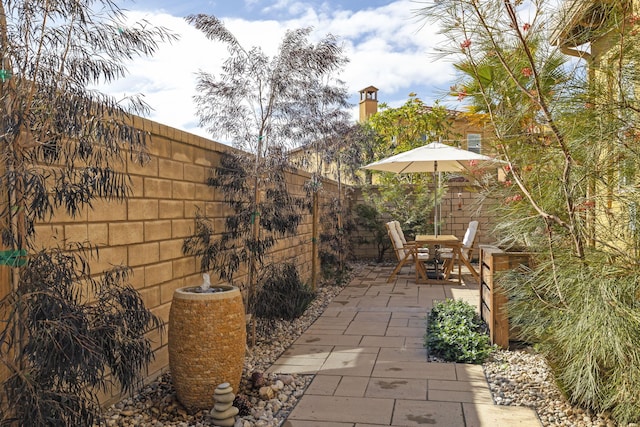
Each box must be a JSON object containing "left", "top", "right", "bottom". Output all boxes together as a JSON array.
[{"left": 272, "top": 263, "right": 541, "bottom": 426}]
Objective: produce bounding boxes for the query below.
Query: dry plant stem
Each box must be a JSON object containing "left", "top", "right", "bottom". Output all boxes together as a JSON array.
[
  {"left": 501, "top": 0, "right": 584, "bottom": 259},
  {"left": 545, "top": 221, "right": 568, "bottom": 308},
  {"left": 248, "top": 134, "right": 264, "bottom": 348},
  {"left": 311, "top": 191, "right": 318, "bottom": 291},
  {"left": 470, "top": 0, "right": 584, "bottom": 259},
  {"left": 7, "top": 167, "right": 25, "bottom": 369},
  {"left": 246, "top": 47, "right": 280, "bottom": 327},
  {"left": 0, "top": 0, "right": 9, "bottom": 85},
  {"left": 1, "top": 3, "right": 29, "bottom": 369},
  {"left": 336, "top": 179, "right": 344, "bottom": 271}
]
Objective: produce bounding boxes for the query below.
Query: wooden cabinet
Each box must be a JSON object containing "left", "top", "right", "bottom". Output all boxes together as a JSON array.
[{"left": 479, "top": 245, "right": 532, "bottom": 348}]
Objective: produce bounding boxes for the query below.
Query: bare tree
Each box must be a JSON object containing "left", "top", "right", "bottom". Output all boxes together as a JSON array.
[
  {"left": 0, "top": 0, "right": 176, "bottom": 424},
  {"left": 184, "top": 15, "right": 349, "bottom": 308}
]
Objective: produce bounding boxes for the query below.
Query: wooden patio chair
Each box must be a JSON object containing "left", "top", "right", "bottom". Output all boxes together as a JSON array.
[
  {"left": 441, "top": 220, "right": 479, "bottom": 278},
  {"left": 391, "top": 220, "right": 429, "bottom": 253},
  {"left": 386, "top": 221, "right": 430, "bottom": 283}
]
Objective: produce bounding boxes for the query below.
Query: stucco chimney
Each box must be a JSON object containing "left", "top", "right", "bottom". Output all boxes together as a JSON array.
[{"left": 359, "top": 86, "right": 379, "bottom": 122}]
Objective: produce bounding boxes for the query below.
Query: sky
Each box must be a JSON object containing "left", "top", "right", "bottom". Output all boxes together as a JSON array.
[{"left": 105, "top": 0, "right": 459, "bottom": 140}]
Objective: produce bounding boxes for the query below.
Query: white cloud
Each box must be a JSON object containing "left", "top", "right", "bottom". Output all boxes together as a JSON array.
[{"left": 99, "top": 2, "right": 458, "bottom": 139}]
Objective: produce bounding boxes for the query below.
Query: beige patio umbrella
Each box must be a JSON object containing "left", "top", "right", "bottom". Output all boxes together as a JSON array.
[{"left": 362, "top": 141, "right": 501, "bottom": 236}]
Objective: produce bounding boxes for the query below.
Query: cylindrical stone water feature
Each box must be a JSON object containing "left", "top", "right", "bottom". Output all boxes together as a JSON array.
[{"left": 168, "top": 276, "right": 246, "bottom": 411}]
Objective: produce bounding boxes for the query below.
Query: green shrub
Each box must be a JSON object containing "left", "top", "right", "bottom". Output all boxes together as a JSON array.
[
  {"left": 500, "top": 259, "right": 640, "bottom": 424},
  {"left": 319, "top": 249, "right": 352, "bottom": 286},
  {"left": 425, "top": 299, "right": 494, "bottom": 364},
  {"left": 251, "top": 263, "right": 316, "bottom": 320},
  {"left": 353, "top": 203, "right": 391, "bottom": 263},
  {"left": 318, "top": 196, "right": 356, "bottom": 286}
]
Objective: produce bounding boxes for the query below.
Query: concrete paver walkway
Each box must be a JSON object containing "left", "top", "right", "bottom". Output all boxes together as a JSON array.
[{"left": 272, "top": 264, "right": 541, "bottom": 427}]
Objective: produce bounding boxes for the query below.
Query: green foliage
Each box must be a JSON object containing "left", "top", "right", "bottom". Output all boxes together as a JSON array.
[
  {"left": 420, "top": 0, "right": 640, "bottom": 422},
  {"left": 353, "top": 203, "right": 391, "bottom": 263},
  {"left": 425, "top": 299, "right": 494, "bottom": 364},
  {"left": 318, "top": 247, "right": 352, "bottom": 287},
  {"left": 361, "top": 96, "right": 454, "bottom": 236},
  {"left": 368, "top": 96, "right": 452, "bottom": 155},
  {"left": 0, "top": 2, "right": 173, "bottom": 425},
  {"left": 0, "top": 0, "right": 176, "bottom": 251},
  {"left": 0, "top": 246, "right": 162, "bottom": 426},
  {"left": 364, "top": 180, "right": 438, "bottom": 237},
  {"left": 185, "top": 18, "right": 348, "bottom": 325},
  {"left": 251, "top": 263, "right": 316, "bottom": 320},
  {"left": 187, "top": 14, "right": 348, "bottom": 153},
  {"left": 183, "top": 151, "right": 306, "bottom": 284},
  {"left": 500, "top": 258, "right": 640, "bottom": 423},
  {"left": 339, "top": 122, "right": 383, "bottom": 186}
]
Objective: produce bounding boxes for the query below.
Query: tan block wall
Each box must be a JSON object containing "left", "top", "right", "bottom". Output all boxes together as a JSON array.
[
  {"left": 10, "top": 115, "right": 342, "bottom": 406},
  {"left": 5, "top": 110, "right": 499, "bottom": 406},
  {"left": 438, "top": 181, "right": 497, "bottom": 260}
]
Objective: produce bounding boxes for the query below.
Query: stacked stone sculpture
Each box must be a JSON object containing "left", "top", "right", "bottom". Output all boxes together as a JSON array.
[{"left": 211, "top": 382, "right": 238, "bottom": 427}]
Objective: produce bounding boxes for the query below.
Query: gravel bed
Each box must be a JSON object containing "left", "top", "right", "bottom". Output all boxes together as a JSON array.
[
  {"left": 483, "top": 348, "right": 620, "bottom": 427},
  {"left": 103, "top": 271, "right": 353, "bottom": 427}
]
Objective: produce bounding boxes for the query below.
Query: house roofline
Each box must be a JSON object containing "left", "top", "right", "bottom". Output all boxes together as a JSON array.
[{"left": 551, "top": 0, "right": 613, "bottom": 53}]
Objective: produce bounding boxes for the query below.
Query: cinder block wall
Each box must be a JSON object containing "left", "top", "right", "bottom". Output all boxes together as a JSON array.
[
  {"left": 26, "top": 115, "right": 341, "bottom": 405},
  {"left": 439, "top": 181, "right": 497, "bottom": 259},
  {"left": 1, "top": 111, "right": 494, "bottom": 405}
]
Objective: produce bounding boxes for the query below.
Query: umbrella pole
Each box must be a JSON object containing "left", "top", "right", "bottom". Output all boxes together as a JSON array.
[
  {"left": 434, "top": 161, "right": 441, "bottom": 280},
  {"left": 434, "top": 161, "right": 438, "bottom": 237}
]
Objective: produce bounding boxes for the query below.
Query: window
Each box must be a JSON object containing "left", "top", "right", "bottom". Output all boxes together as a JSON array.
[{"left": 467, "top": 133, "right": 481, "bottom": 153}]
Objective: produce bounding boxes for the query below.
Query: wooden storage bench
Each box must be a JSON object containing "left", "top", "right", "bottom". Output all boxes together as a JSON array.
[{"left": 479, "top": 245, "right": 532, "bottom": 348}]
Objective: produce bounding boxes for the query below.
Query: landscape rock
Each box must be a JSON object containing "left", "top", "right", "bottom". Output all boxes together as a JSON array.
[
  {"left": 483, "top": 348, "right": 616, "bottom": 427},
  {"left": 258, "top": 386, "right": 275, "bottom": 400}
]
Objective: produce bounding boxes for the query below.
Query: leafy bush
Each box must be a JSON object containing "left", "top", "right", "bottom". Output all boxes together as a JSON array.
[
  {"left": 318, "top": 196, "right": 355, "bottom": 286},
  {"left": 0, "top": 246, "right": 162, "bottom": 426},
  {"left": 318, "top": 249, "right": 352, "bottom": 286},
  {"left": 420, "top": 0, "right": 640, "bottom": 423},
  {"left": 251, "top": 263, "right": 316, "bottom": 320},
  {"left": 425, "top": 299, "right": 494, "bottom": 364},
  {"left": 353, "top": 203, "right": 391, "bottom": 263}
]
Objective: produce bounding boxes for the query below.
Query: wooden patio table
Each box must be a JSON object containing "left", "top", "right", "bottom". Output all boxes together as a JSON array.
[{"left": 415, "top": 234, "right": 478, "bottom": 284}]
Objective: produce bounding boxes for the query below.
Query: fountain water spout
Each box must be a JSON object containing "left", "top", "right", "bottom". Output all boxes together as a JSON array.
[{"left": 201, "top": 273, "right": 211, "bottom": 291}]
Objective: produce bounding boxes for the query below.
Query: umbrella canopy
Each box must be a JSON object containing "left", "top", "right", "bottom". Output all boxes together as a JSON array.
[
  {"left": 362, "top": 141, "right": 502, "bottom": 237},
  {"left": 361, "top": 141, "right": 498, "bottom": 174}
]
